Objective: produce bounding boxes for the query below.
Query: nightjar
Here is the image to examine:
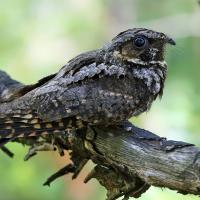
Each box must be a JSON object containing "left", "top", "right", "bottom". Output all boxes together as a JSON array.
[{"left": 0, "top": 28, "right": 175, "bottom": 142}]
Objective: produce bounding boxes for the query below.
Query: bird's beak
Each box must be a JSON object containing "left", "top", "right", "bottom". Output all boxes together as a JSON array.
[{"left": 166, "top": 37, "right": 176, "bottom": 45}]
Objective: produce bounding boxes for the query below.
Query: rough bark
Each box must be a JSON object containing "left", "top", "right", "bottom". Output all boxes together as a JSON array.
[
  {"left": 86, "top": 125, "right": 200, "bottom": 196},
  {"left": 0, "top": 70, "right": 200, "bottom": 200}
]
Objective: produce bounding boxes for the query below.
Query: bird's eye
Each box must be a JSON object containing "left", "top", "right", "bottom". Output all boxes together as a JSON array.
[{"left": 133, "top": 36, "right": 147, "bottom": 49}]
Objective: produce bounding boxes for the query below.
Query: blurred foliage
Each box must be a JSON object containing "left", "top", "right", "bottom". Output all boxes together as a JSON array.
[{"left": 0, "top": 0, "right": 200, "bottom": 200}]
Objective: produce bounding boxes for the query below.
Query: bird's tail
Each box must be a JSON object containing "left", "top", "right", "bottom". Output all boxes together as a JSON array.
[{"left": 0, "top": 113, "right": 82, "bottom": 147}]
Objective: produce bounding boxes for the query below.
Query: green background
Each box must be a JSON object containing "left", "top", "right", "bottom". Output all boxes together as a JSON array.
[{"left": 0, "top": 0, "right": 200, "bottom": 199}]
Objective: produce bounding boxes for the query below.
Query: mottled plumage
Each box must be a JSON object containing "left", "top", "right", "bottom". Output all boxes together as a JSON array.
[{"left": 0, "top": 28, "right": 175, "bottom": 141}]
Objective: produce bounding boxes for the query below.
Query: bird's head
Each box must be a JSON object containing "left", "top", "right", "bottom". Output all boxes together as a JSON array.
[{"left": 104, "top": 28, "right": 175, "bottom": 67}]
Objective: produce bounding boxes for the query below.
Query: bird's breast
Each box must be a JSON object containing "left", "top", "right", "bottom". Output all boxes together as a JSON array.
[{"left": 69, "top": 76, "right": 154, "bottom": 124}]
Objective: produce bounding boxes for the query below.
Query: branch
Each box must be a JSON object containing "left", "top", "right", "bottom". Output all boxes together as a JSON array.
[
  {"left": 84, "top": 124, "right": 200, "bottom": 197},
  {"left": 0, "top": 70, "right": 200, "bottom": 200}
]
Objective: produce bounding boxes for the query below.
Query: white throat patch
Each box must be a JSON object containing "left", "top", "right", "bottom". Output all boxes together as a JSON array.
[
  {"left": 113, "top": 50, "right": 167, "bottom": 68},
  {"left": 127, "top": 58, "right": 167, "bottom": 68}
]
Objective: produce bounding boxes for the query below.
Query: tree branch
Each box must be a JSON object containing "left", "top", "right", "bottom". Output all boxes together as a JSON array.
[
  {"left": 85, "top": 124, "right": 200, "bottom": 196},
  {"left": 0, "top": 70, "right": 200, "bottom": 199}
]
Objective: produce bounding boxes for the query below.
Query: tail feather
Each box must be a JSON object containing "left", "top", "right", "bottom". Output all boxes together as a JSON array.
[
  {"left": 0, "top": 138, "right": 16, "bottom": 147},
  {"left": 0, "top": 114, "right": 84, "bottom": 147}
]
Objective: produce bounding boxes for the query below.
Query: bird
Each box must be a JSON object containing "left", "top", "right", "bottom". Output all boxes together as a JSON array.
[{"left": 0, "top": 28, "right": 175, "bottom": 144}]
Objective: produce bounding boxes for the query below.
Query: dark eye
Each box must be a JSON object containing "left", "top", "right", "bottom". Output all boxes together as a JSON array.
[{"left": 134, "top": 36, "right": 147, "bottom": 49}]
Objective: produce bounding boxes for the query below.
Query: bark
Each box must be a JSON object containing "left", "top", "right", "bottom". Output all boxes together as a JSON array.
[{"left": 86, "top": 125, "right": 200, "bottom": 197}]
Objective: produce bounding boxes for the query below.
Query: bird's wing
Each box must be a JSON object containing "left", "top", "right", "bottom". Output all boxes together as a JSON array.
[
  {"left": 0, "top": 50, "right": 101, "bottom": 119},
  {"left": 28, "top": 50, "right": 126, "bottom": 122},
  {"left": 31, "top": 50, "right": 104, "bottom": 122},
  {"left": 0, "top": 50, "right": 101, "bottom": 141},
  {"left": 2, "top": 50, "right": 100, "bottom": 103}
]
